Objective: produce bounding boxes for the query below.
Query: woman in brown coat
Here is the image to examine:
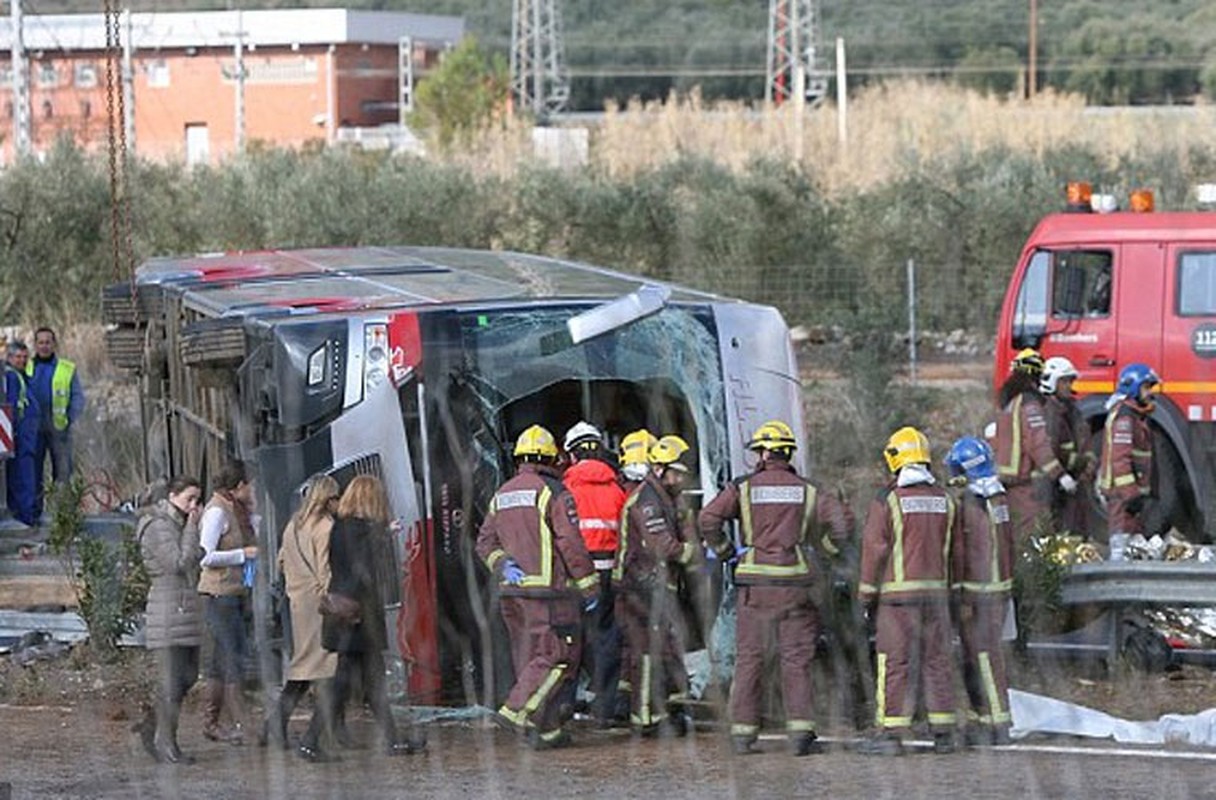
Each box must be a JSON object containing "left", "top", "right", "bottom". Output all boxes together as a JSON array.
[
  {"left": 265, "top": 475, "right": 340, "bottom": 755},
  {"left": 135, "top": 476, "right": 203, "bottom": 763}
]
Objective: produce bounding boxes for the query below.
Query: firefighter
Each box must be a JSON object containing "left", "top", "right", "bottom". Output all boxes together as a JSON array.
[
  {"left": 614, "top": 434, "right": 698, "bottom": 736},
  {"left": 1098, "top": 363, "right": 1160, "bottom": 546},
  {"left": 698, "top": 420, "right": 853, "bottom": 757},
  {"left": 945, "top": 436, "right": 1014, "bottom": 746},
  {"left": 856, "top": 426, "right": 960, "bottom": 756},
  {"left": 992, "top": 348, "right": 1077, "bottom": 544},
  {"left": 561, "top": 421, "right": 627, "bottom": 727},
  {"left": 476, "top": 425, "right": 599, "bottom": 750},
  {"left": 1040, "top": 356, "right": 1094, "bottom": 536},
  {"left": 618, "top": 428, "right": 656, "bottom": 493},
  {"left": 4, "top": 340, "right": 40, "bottom": 526}
]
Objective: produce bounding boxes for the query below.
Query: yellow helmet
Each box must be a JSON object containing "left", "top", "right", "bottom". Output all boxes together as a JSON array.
[
  {"left": 883, "top": 426, "right": 931, "bottom": 473},
  {"left": 748, "top": 420, "right": 797, "bottom": 452},
  {"left": 650, "top": 434, "right": 691, "bottom": 472},
  {"left": 1011, "top": 347, "right": 1045, "bottom": 376},
  {"left": 620, "top": 429, "right": 657, "bottom": 466},
  {"left": 513, "top": 424, "right": 558, "bottom": 459}
]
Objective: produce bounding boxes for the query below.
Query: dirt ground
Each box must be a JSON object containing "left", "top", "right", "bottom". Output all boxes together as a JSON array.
[
  {"left": 2, "top": 699, "right": 1216, "bottom": 800},
  {"left": 2, "top": 647, "right": 1216, "bottom": 800}
]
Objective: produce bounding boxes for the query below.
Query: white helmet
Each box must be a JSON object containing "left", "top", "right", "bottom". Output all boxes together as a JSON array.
[
  {"left": 563, "top": 421, "right": 603, "bottom": 452},
  {"left": 1040, "top": 356, "right": 1079, "bottom": 395}
]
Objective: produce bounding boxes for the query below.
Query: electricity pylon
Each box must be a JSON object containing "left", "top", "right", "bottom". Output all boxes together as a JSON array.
[
  {"left": 510, "top": 0, "right": 570, "bottom": 118},
  {"left": 765, "top": 0, "right": 828, "bottom": 107}
]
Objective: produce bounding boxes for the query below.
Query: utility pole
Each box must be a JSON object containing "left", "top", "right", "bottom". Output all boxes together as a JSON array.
[
  {"left": 1028, "top": 0, "right": 1037, "bottom": 97},
  {"left": 225, "top": 9, "right": 246, "bottom": 152},
  {"left": 397, "top": 35, "right": 413, "bottom": 124},
  {"left": 9, "top": 0, "right": 30, "bottom": 156},
  {"left": 509, "top": 0, "right": 569, "bottom": 118},
  {"left": 766, "top": 0, "right": 827, "bottom": 107}
]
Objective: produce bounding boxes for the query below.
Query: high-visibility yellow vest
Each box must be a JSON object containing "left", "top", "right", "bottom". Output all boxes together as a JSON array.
[{"left": 26, "top": 358, "right": 75, "bottom": 431}]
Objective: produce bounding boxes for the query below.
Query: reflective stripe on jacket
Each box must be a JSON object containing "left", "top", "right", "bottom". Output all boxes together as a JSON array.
[
  {"left": 698, "top": 460, "right": 853, "bottom": 586},
  {"left": 26, "top": 357, "right": 75, "bottom": 431},
  {"left": 1043, "top": 394, "right": 1092, "bottom": 475},
  {"left": 993, "top": 393, "right": 1063, "bottom": 486},
  {"left": 1097, "top": 400, "right": 1152, "bottom": 495},
  {"left": 951, "top": 491, "right": 1014, "bottom": 597},
  {"left": 476, "top": 464, "right": 598, "bottom": 598},
  {"left": 563, "top": 457, "right": 626, "bottom": 568},
  {"left": 613, "top": 473, "right": 695, "bottom": 591},
  {"left": 858, "top": 484, "right": 956, "bottom": 602}
]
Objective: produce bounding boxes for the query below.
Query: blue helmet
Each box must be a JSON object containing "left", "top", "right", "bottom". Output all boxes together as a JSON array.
[
  {"left": 944, "top": 436, "right": 996, "bottom": 481},
  {"left": 1116, "top": 363, "right": 1160, "bottom": 400}
]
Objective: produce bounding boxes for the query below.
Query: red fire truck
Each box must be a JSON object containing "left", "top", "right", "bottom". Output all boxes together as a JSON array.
[{"left": 995, "top": 188, "right": 1216, "bottom": 541}]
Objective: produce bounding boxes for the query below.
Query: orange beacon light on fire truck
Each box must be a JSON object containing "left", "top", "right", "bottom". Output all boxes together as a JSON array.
[
  {"left": 1065, "top": 181, "right": 1093, "bottom": 211},
  {"left": 1130, "top": 189, "right": 1155, "bottom": 213}
]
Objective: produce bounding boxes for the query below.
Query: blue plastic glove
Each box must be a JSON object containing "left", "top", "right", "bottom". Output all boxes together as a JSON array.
[
  {"left": 242, "top": 557, "right": 258, "bottom": 588},
  {"left": 705, "top": 545, "right": 749, "bottom": 565},
  {"left": 583, "top": 595, "right": 599, "bottom": 614},
  {"left": 501, "top": 558, "right": 525, "bottom": 586}
]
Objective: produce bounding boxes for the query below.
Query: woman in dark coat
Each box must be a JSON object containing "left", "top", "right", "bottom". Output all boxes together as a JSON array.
[
  {"left": 135, "top": 476, "right": 203, "bottom": 763},
  {"left": 322, "top": 474, "right": 425, "bottom": 757}
]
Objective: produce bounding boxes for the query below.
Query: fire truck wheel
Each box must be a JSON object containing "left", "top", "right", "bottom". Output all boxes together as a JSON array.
[{"left": 1154, "top": 436, "right": 1202, "bottom": 542}]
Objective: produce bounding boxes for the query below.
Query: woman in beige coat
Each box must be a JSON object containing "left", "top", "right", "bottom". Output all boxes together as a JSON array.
[
  {"left": 264, "top": 474, "right": 340, "bottom": 756},
  {"left": 135, "top": 475, "right": 203, "bottom": 763}
]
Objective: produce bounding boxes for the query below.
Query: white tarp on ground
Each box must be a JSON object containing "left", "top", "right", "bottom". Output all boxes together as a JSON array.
[{"left": 1010, "top": 688, "right": 1216, "bottom": 746}]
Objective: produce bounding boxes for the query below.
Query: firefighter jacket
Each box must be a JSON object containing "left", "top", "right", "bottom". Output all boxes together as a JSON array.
[
  {"left": 858, "top": 481, "right": 957, "bottom": 604},
  {"left": 613, "top": 473, "right": 696, "bottom": 593},
  {"left": 950, "top": 490, "right": 1014, "bottom": 601},
  {"left": 563, "top": 457, "right": 626, "bottom": 571},
  {"left": 993, "top": 392, "right": 1064, "bottom": 487},
  {"left": 1044, "top": 394, "right": 1094, "bottom": 478},
  {"left": 1097, "top": 399, "right": 1153, "bottom": 499},
  {"left": 698, "top": 459, "right": 853, "bottom": 587},
  {"left": 476, "top": 464, "right": 598, "bottom": 600}
]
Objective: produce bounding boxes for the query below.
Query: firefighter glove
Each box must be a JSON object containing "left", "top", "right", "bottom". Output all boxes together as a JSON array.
[
  {"left": 501, "top": 558, "right": 525, "bottom": 586},
  {"left": 1058, "top": 473, "right": 1078, "bottom": 495}
]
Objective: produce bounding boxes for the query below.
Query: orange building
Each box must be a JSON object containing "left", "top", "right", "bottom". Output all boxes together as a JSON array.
[{"left": 0, "top": 8, "right": 464, "bottom": 164}]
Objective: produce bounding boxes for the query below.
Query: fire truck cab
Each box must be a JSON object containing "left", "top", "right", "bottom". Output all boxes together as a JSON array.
[
  {"left": 103, "top": 246, "right": 805, "bottom": 705},
  {"left": 996, "top": 206, "right": 1216, "bottom": 541}
]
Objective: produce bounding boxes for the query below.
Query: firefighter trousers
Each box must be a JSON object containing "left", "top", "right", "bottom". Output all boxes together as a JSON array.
[
  {"left": 1006, "top": 483, "right": 1051, "bottom": 547},
  {"left": 617, "top": 584, "right": 687, "bottom": 729},
  {"left": 960, "top": 598, "right": 1011, "bottom": 729},
  {"left": 729, "top": 584, "right": 819, "bottom": 740},
  {"left": 498, "top": 596, "right": 581, "bottom": 735},
  {"left": 874, "top": 599, "right": 957, "bottom": 734}
]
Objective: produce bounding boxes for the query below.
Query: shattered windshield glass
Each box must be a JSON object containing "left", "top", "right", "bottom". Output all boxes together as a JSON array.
[{"left": 454, "top": 304, "right": 730, "bottom": 489}]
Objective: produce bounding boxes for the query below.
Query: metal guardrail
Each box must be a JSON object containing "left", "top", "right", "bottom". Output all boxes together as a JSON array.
[{"left": 1061, "top": 562, "right": 1216, "bottom": 607}]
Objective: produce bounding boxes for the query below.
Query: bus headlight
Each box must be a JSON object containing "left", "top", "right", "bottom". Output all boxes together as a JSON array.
[
  {"left": 364, "top": 323, "right": 389, "bottom": 395},
  {"left": 307, "top": 345, "right": 327, "bottom": 386}
]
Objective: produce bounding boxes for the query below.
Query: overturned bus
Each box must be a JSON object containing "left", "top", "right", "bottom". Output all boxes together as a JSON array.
[{"left": 103, "top": 247, "right": 806, "bottom": 705}]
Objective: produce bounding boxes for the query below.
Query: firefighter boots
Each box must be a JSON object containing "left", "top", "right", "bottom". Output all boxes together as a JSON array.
[
  {"left": 791, "top": 732, "right": 824, "bottom": 756},
  {"left": 855, "top": 734, "right": 904, "bottom": 756},
  {"left": 933, "top": 732, "right": 956, "bottom": 754}
]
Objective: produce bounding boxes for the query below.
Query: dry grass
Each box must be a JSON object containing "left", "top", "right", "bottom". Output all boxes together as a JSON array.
[{"left": 451, "top": 81, "right": 1216, "bottom": 195}]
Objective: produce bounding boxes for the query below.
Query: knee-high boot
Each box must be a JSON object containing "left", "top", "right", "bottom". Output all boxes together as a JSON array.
[
  {"left": 223, "top": 683, "right": 247, "bottom": 745},
  {"left": 202, "top": 678, "right": 226, "bottom": 742}
]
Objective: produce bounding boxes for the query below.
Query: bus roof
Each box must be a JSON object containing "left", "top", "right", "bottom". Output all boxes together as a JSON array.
[
  {"left": 1028, "top": 212, "right": 1216, "bottom": 247},
  {"left": 136, "top": 246, "right": 723, "bottom": 318}
]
